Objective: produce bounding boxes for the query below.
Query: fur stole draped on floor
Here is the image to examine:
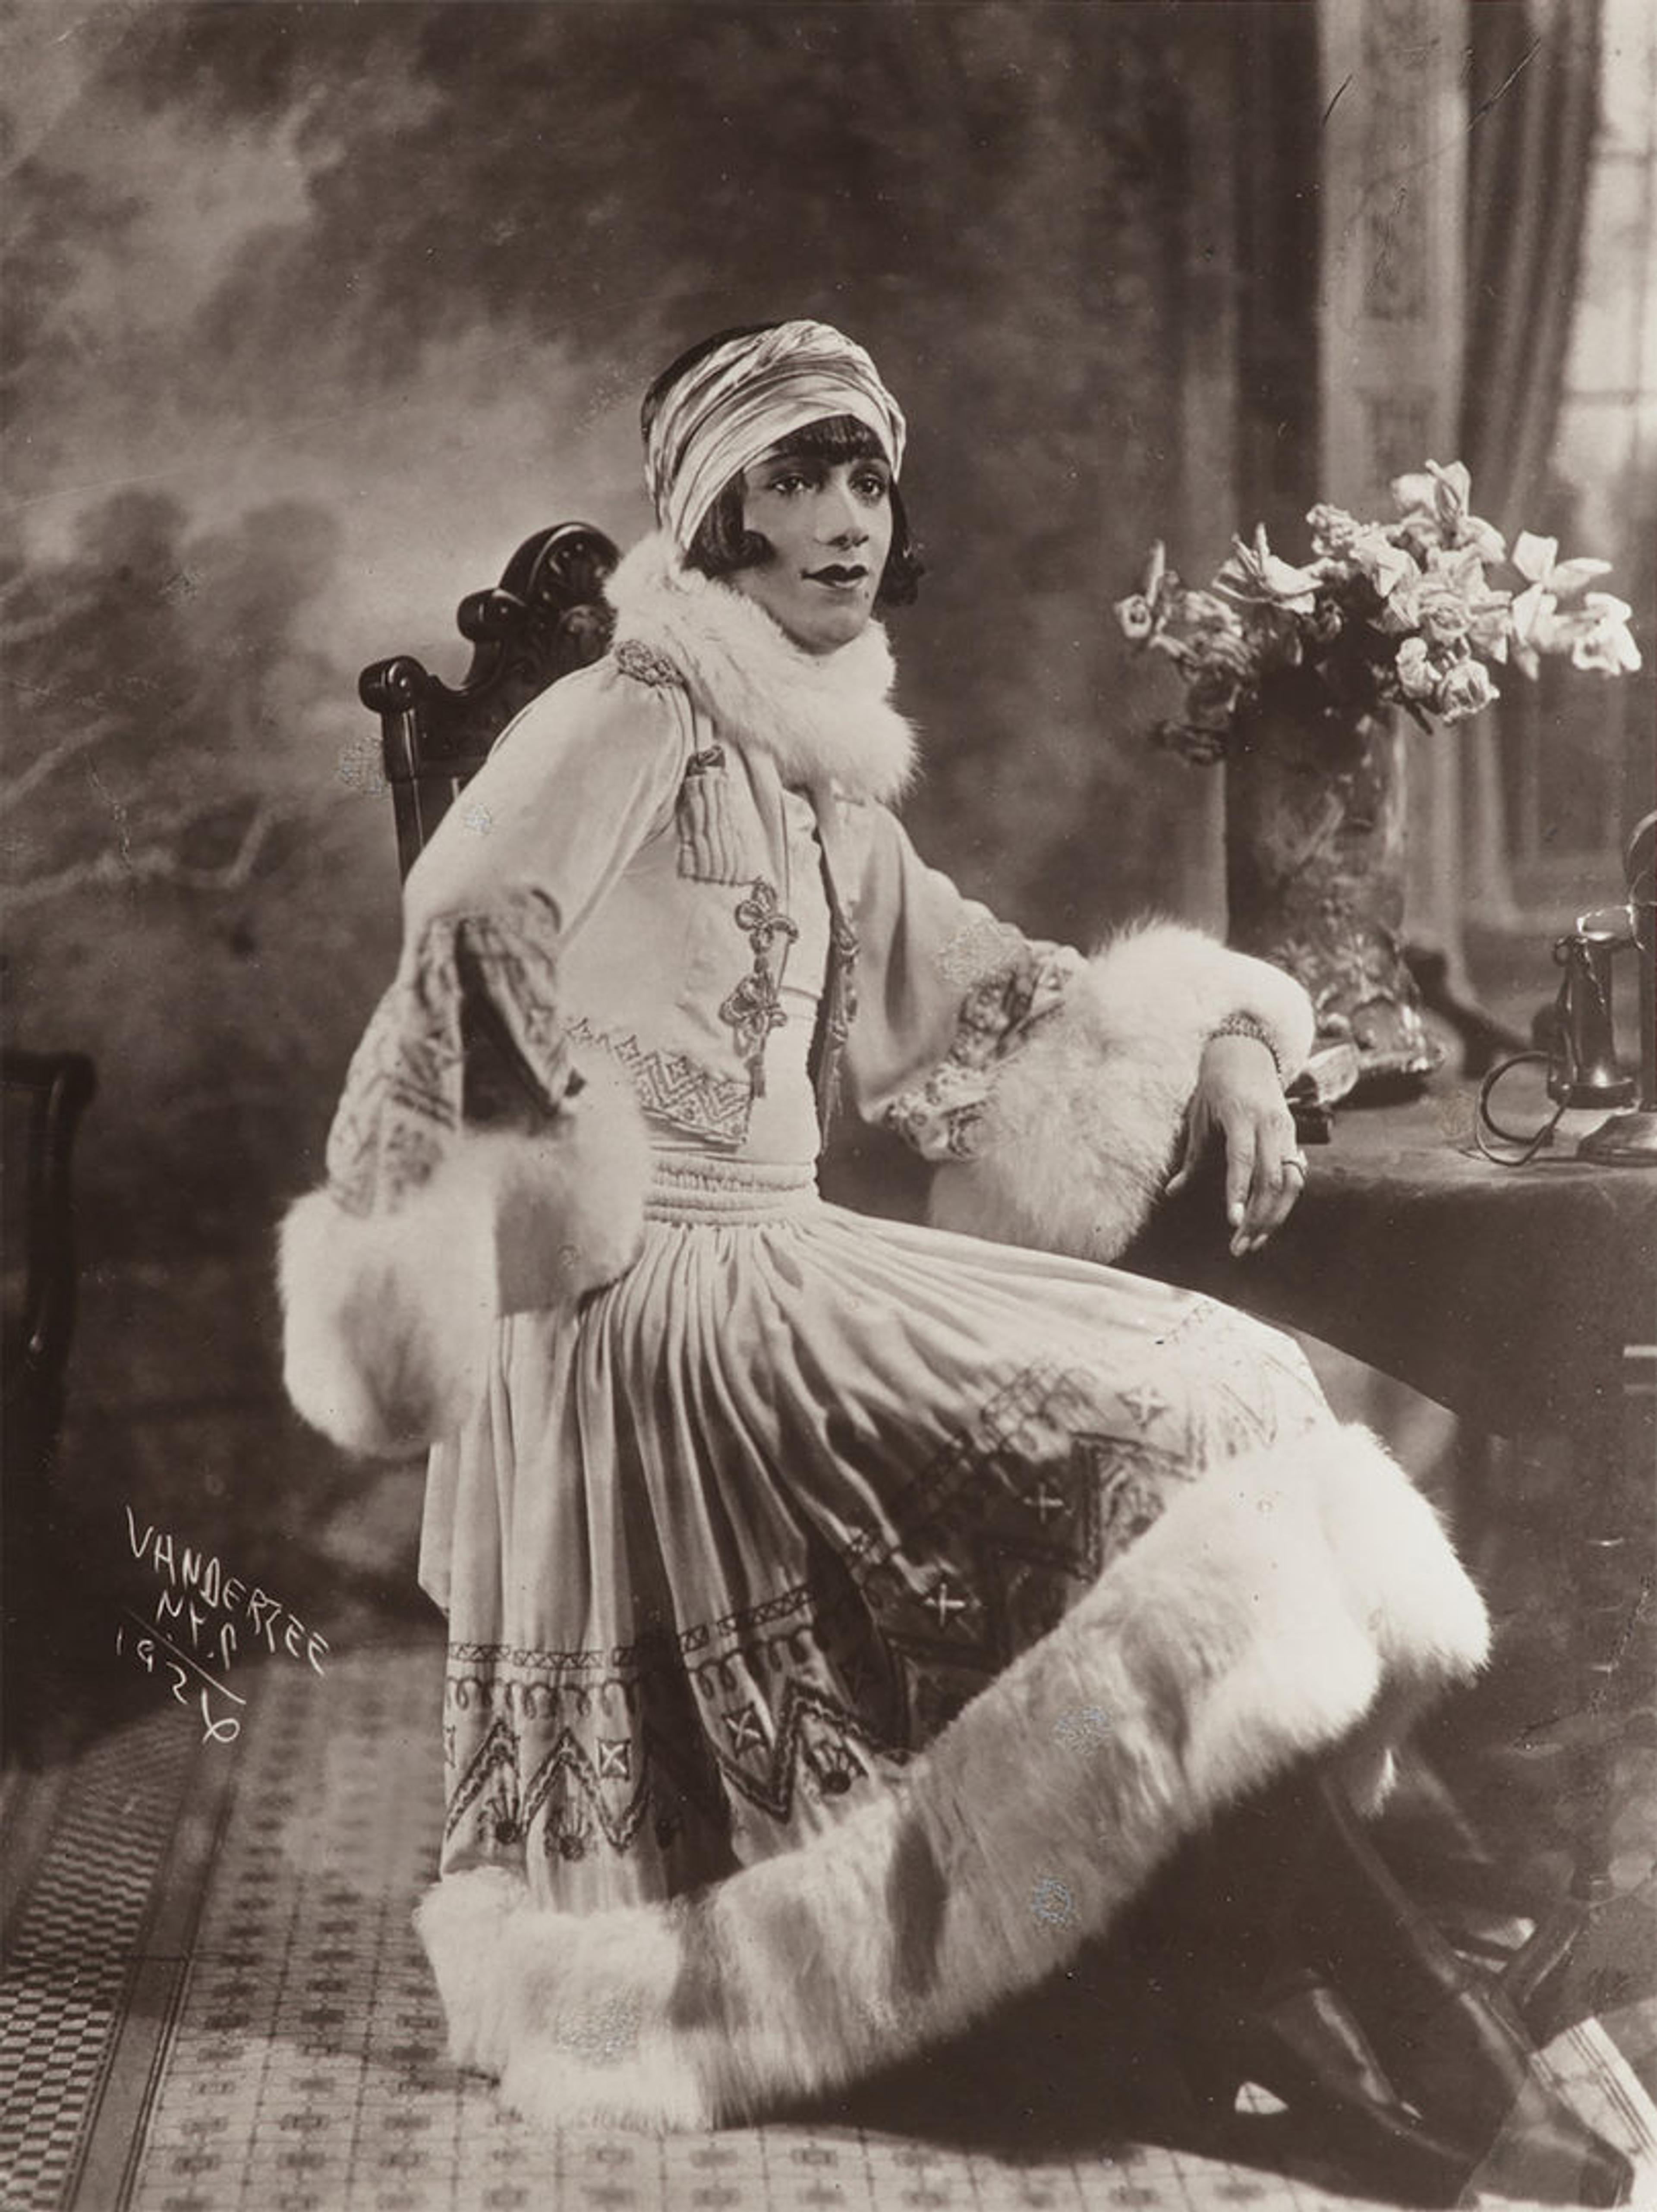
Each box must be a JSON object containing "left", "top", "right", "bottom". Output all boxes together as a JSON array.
[{"left": 417, "top": 1420, "right": 1488, "bottom": 2131}]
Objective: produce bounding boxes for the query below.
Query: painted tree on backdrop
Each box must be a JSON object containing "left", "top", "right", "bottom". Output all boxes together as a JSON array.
[
  {"left": 1, "top": 492, "right": 337, "bottom": 912},
  {"left": 0, "top": 488, "right": 373, "bottom": 1251}
]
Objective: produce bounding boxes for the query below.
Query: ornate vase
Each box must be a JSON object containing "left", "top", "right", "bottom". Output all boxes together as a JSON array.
[{"left": 1224, "top": 674, "right": 1440, "bottom": 1094}]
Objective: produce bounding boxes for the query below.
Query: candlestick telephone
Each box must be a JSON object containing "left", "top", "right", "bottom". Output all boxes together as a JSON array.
[{"left": 1477, "top": 811, "right": 1657, "bottom": 1166}]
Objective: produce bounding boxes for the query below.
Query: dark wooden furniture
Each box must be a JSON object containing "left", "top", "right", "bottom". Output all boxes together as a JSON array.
[
  {"left": 2, "top": 1049, "right": 97, "bottom": 1765},
  {"left": 1128, "top": 1087, "right": 1657, "bottom": 2026},
  {"left": 360, "top": 522, "right": 619, "bottom": 882}
]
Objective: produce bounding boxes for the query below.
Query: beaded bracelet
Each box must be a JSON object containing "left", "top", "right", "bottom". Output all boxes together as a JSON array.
[{"left": 1207, "top": 1012, "right": 1285, "bottom": 1082}]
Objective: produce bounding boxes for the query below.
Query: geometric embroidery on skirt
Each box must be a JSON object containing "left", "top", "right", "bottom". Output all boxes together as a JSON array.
[{"left": 441, "top": 1319, "right": 1314, "bottom": 1893}]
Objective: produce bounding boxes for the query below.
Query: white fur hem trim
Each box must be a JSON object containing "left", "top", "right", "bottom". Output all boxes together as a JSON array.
[
  {"left": 416, "top": 1422, "right": 1486, "bottom": 2128},
  {"left": 929, "top": 921, "right": 1316, "bottom": 1262},
  {"left": 279, "top": 1056, "right": 649, "bottom": 1456}
]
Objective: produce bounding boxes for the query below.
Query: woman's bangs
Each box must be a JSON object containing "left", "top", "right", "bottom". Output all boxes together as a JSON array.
[{"left": 772, "top": 415, "right": 888, "bottom": 465}]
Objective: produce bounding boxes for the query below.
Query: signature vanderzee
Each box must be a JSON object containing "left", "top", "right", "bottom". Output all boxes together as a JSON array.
[{"left": 118, "top": 1505, "right": 329, "bottom": 1744}]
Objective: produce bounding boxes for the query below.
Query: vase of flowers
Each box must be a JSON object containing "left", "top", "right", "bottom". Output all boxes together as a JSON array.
[
  {"left": 1115, "top": 462, "right": 1641, "bottom": 1094},
  {"left": 1225, "top": 671, "right": 1430, "bottom": 1085}
]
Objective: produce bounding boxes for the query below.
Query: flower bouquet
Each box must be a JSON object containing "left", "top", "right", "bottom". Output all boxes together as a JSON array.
[
  {"left": 1114, "top": 463, "right": 1641, "bottom": 1094},
  {"left": 1115, "top": 460, "right": 1640, "bottom": 764}
]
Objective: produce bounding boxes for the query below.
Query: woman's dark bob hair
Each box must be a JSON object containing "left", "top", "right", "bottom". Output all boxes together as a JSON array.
[{"left": 642, "top": 325, "right": 923, "bottom": 608}]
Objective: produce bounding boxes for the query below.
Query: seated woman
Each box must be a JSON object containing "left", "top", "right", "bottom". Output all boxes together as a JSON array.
[{"left": 280, "top": 321, "right": 1629, "bottom": 2207}]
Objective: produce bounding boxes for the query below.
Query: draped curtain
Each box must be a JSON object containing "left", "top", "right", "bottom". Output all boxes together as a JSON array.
[{"left": 1458, "top": 0, "right": 1604, "bottom": 920}]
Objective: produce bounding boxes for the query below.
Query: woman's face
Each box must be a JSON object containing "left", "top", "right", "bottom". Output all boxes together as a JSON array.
[{"left": 728, "top": 442, "right": 895, "bottom": 655}]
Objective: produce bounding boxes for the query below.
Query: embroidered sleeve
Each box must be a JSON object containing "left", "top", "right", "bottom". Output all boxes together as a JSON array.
[
  {"left": 323, "top": 890, "right": 570, "bottom": 1216},
  {"left": 832, "top": 802, "right": 1086, "bottom": 1160},
  {"left": 883, "top": 940, "right": 1083, "bottom": 1161}
]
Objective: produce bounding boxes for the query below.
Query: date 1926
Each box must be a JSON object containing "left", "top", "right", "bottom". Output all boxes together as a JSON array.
[{"left": 115, "top": 1619, "right": 243, "bottom": 1744}]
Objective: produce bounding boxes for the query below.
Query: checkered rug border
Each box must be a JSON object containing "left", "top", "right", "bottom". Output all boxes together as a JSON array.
[
  {"left": 2, "top": 1709, "right": 200, "bottom": 2210},
  {"left": 4, "top": 1641, "right": 1654, "bottom": 2212}
]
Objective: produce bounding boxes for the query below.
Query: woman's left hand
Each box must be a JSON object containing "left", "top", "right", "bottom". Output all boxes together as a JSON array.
[{"left": 1165, "top": 1033, "right": 1307, "bottom": 1256}]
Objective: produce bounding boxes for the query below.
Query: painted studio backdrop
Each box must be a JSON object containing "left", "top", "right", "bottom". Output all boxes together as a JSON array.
[
  {"left": 3, "top": 2, "right": 1256, "bottom": 1632},
  {"left": 4, "top": 3, "right": 1652, "bottom": 1653}
]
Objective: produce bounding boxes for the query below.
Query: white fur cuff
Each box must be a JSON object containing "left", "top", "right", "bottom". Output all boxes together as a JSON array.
[
  {"left": 929, "top": 922, "right": 1314, "bottom": 1263},
  {"left": 1080, "top": 920, "right": 1316, "bottom": 1081},
  {"left": 279, "top": 1061, "right": 650, "bottom": 1456}
]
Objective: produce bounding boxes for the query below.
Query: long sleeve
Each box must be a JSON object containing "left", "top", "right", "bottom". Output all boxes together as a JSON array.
[
  {"left": 832, "top": 801, "right": 1084, "bottom": 1158},
  {"left": 834, "top": 801, "right": 1315, "bottom": 1262},
  {"left": 327, "top": 665, "right": 686, "bottom": 1218},
  {"left": 279, "top": 664, "right": 680, "bottom": 1457},
  {"left": 402, "top": 662, "right": 689, "bottom": 969}
]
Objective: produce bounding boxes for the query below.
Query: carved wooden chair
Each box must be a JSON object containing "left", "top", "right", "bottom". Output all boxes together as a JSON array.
[
  {"left": 359, "top": 522, "right": 620, "bottom": 882},
  {"left": 2, "top": 1048, "right": 97, "bottom": 1765}
]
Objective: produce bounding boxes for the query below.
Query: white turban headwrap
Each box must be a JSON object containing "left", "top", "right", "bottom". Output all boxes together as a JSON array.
[{"left": 645, "top": 320, "right": 907, "bottom": 555}]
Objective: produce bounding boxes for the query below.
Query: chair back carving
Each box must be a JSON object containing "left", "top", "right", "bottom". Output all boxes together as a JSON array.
[{"left": 359, "top": 522, "right": 620, "bottom": 880}]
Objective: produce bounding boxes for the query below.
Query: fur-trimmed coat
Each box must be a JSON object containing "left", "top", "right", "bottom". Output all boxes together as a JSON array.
[{"left": 275, "top": 535, "right": 1487, "bottom": 2135}]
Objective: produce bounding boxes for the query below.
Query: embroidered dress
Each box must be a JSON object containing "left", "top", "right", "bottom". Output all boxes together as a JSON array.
[
  {"left": 419, "top": 781, "right": 1327, "bottom": 1909},
  {"left": 284, "top": 534, "right": 1488, "bottom": 2129}
]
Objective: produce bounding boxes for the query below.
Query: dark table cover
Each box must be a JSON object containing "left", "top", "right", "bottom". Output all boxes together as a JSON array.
[{"left": 1127, "top": 1087, "right": 1657, "bottom": 1440}]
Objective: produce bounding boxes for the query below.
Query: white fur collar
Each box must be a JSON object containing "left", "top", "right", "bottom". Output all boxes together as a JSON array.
[{"left": 605, "top": 532, "right": 917, "bottom": 805}]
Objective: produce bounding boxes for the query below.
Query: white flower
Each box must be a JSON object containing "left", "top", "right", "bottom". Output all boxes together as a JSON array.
[
  {"left": 1434, "top": 658, "right": 1498, "bottom": 721},
  {"left": 1565, "top": 594, "right": 1643, "bottom": 676},
  {"left": 1510, "top": 531, "right": 1612, "bottom": 639},
  {"left": 1215, "top": 524, "right": 1321, "bottom": 612},
  {"left": 1114, "top": 592, "right": 1156, "bottom": 643},
  {"left": 1307, "top": 502, "right": 1362, "bottom": 557},
  {"left": 1511, "top": 532, "right": 1613, "bottom": 601},
  {"left": 1509, "top": 533, "right": 1619, "bottom": 676},
  {"left": 1418, "top": 580, "right": 1472, "bottom": 647},
  {"left": 1113, "top": 540, "right": 1170, "bottom": 642},
  {"left": 1351, "top": 529, "right": 1419, "bottom": 602},
  {"left": 1392, "top": 460, "right": 1506, "bottom": 563},
  {"left": 1466, "top": 591, "right": 1513, "bottom": 662},
  {"left": 1395, "top": 637, "right": 1436, "bottom": 700}
]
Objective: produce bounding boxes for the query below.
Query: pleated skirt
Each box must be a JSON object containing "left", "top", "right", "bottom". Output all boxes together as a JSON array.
[{"left": 419, "top": 1151, "right": 1329, "bottom": 1912}]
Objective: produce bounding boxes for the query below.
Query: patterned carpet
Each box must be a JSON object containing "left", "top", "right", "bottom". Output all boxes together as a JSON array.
[{"left": 3, "top": 1639, "right": 1654, "bottom": 2212}]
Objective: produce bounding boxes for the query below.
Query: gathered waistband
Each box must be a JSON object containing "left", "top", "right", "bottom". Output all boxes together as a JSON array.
[{"left": 646, "top": 1151, "right": 821, "bottom": 1225}]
